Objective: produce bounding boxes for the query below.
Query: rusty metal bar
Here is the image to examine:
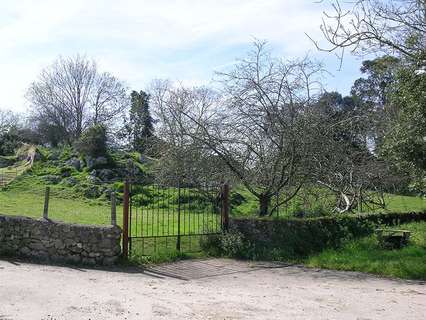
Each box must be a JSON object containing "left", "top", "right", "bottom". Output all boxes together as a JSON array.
[
  {"left": 111, "top": 192, "right": 117, "bottom": 226},
  {"left": 222, "top": 183, "right": 230, "bottom": 231},
  {"left": 122, "top": 180, "right": 130, "bottom": 258}
]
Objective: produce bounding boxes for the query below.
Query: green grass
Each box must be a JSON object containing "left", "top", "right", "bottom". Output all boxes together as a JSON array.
[
  {"left": 383, "top": 194, "right": 426, "bottom": 213},
  {"left": 129, "top": 236, "right": 211, "bottom": 264},
  {"left": 230, "top": 186, "right": 426, "bottom": 218},
  {"left": 305, "top": 221, "right": 426, "bottom": 280},
  {"left": 0, "top": 158, "right": 116, "bottom": 225},
  {"left": 0, "top": 189, "right": 116, "bottom": 225}
]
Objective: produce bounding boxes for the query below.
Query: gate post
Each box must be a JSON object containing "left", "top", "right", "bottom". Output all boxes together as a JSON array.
[
  {"left": 176, "top": 183, "right": 181, "bottom": 251},
  {"left": 222, "top": 183, "right": 230, "bottom": 232},
  {"left": 111, "top": 192, "right": 117, "bottom": 226},
  {"left": 122, "top": 180, "right": 130, "bottom": 258}
]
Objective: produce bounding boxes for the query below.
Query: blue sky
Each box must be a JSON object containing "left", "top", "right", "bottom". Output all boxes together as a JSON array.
[{"left": 0, "top": 0, "right": 367, "bottom": 113}]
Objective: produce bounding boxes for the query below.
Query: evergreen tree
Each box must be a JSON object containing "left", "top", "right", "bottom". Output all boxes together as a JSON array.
[{"left": 129, "top": 90, "right": 154, "bottom": 153}]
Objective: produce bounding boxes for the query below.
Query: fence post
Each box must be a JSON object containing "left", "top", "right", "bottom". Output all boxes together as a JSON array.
[
  {"left": 43, "top": 186, "right": 50, "bottom": 219},
  {"left": 122, "top": 181, "right": 130, "bottom": 258},
  {"left": 111, "top": 192, "right": 117, "bottom": 226},
  {"left": 222, "top": 183, "right": 230, "bottom": 232}
]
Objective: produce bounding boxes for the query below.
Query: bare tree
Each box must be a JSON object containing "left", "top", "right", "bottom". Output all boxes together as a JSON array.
[
  {"left": 27, "top": 55, "right": 128, "bottom": 144},
  {"left": 151, "top": 42, "right": 324, "bottom": 216},
  {"left": 0, "top": 109, "right": 21, "bottom": 133},
  {"left": 92, "top": 72, "right": 128, "bottom": 125},
  {"left": 308, "top": 92, "right": 395, "bottom": 213},
  {"left": 310, "top": 0, "right": 426, "bottom": 64},
  {"left": 149, "top": 80, "right": 229, "bottom": 187}
]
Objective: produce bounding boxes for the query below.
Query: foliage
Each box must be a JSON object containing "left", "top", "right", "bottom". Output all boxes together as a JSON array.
[
  {"left": 351, "top": 56, "right": 400, "bottom": 107},
  {"left": 381, "top": 65, "right": 426, "bottom": 195},
  {"left": 201, "top": 229, "right": 245, "bottom": 257},
  {"left": 0, "top": 130, "right": 21, "bottom": 156},
  {"left": 75, "top": 125, "right": 108, "bottom": 157},
  {"left": 128, "top": 90, "right": 155, "bottom": 153}
]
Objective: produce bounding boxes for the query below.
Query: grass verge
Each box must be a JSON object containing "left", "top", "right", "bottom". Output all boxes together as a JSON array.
[{"left": 304, "top": 221, "right": 426, "bottom": 280}]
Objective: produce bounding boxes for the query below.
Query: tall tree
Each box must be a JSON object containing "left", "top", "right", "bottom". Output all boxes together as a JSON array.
[
  {"left": 381, "top": 63, "right": 426, "bottom": 194},
  {"left": 27, "top": 55, "right": 128, "bottom": 145},
  {"left": 350, "top": 56, "right": 400, "bottom": 150},
  {"left": 351, "top": 56, "right": 400, "bottom": 107},
  {"left": 129, "top": 90, "right": 154, "bottom": 153}
]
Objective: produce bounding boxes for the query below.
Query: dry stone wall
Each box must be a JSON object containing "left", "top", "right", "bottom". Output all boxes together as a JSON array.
[{"left": 0, "top": 214, "right": 121, "bottom": 266}]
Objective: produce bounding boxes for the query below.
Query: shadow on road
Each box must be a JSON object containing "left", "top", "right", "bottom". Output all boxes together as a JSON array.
[{"left": 143, "top": 259, "right": 292, "bottom": 280}]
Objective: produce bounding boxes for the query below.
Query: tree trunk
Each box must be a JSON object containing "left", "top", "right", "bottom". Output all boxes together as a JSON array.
[{"left": 259, "top": 194, "right": 271, "bottom": 216}]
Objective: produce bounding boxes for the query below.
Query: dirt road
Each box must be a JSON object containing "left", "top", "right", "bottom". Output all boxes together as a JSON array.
[{"left": 0, "top": 258, "right": 424, "bottom": 319}]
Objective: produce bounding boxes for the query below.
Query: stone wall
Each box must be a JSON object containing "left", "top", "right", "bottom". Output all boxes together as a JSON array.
[
  {"left": 231, "top": 211, "right": 426, "bottom": 260},
  {"left": 0, "top": 214, "right": 122, "bottom": 266}
]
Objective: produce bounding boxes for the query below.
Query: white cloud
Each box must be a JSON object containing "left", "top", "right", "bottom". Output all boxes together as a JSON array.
[{"left": 0, "top": 0, "right": 351, "bottom": 113}]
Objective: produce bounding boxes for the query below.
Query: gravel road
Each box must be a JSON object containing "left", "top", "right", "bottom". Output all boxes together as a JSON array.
[{"left": 0, "top": 258, "right": 425, "bottom": 319}]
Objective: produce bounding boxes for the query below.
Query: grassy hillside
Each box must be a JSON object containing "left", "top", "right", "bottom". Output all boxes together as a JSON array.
[{"left": 0, "top": 146, "right": 144, "bottom": 224}]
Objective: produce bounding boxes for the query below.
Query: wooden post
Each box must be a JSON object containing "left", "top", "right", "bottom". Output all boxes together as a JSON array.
[
  {"left": 43, "top": 187, "right": 50, "bottom": 219},
  {"left": 111, "top": 192, "right": 117, "bottom": 226},
  {"left": 222, "top": 183, "right": 230, "bottom": 231},
  {"left": 122, "top": 181, "right": 130, "bottom": 258}
]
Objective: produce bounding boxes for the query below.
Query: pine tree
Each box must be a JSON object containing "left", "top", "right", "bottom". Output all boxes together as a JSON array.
[{"left": 129, "top": 90, "right": 154, "bottom": 153}]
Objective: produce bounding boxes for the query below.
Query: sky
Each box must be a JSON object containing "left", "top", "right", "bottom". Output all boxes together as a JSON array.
[{"left": 0, "top": 0, "right": 367, "bottom": 113}]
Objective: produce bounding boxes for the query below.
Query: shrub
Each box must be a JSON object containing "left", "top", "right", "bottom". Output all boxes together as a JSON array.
[
  {"left": 219, "top": 229, "right": 245, "bottom": 257},
  {"left": 200, "top": 229, "right": 245, "bottom": 257},
  {"left": 59, "top": 165, "right": 75, "bottom": 177},
  {"left": 59, "top": 145, "right": 74, "bottom": 161},
  {"left": 0, "top": 131, "right": 21, "bottom": 156},
  {"left": 75, "top": 125, "right": 107, "bottom": 157}
]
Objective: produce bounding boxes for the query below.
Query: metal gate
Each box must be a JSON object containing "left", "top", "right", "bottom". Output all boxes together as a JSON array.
[{"left": 123, "top": 182, "right": 229, "bottom": 257}]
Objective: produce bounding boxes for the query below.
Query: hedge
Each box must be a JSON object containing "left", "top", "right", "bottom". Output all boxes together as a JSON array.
[{"left": 229, "top": 211, "right": 426, "bottom": 260}]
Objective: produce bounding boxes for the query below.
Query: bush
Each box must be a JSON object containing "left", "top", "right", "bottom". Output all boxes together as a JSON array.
[
  {"left": 75, "top": 125, "right": 108, "bottom": 157},
  {"left": 200, "top": 229, "right": 245, "bottom": 257},
  {"left": 59, "top": 145, "right": 74, "bottom": 161},
  {"left": 59, "top": 165, "right": 75, "bottom": 177},
  {"left": 0, "top": 131, "right": 21, "bottom": 156}
]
